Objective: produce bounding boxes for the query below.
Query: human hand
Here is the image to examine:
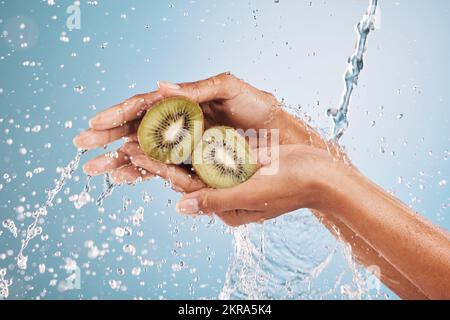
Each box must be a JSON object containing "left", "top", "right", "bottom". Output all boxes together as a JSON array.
[
  {"left": 74, "top": 72, "right": 280, "bottom": 151},
  {"left": 117, "top": 141, "right": 336, "bottom": 227},
  {"left": 73, "top": 72, "right": 332, "bottom": 179}
]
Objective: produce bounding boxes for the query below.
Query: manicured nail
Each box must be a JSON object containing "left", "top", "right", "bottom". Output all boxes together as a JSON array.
[
  {"left": 176, "top": 198, "right": 199, "bottom": 215},
  {"left": 73, "top": 134, "right": 84, "bottom": 148},
  {"left": 73, "top": 132, "right": 94, "bottom": 149},
  {"left": 157, "top": 81, "right": 181, "bottom": 90}
]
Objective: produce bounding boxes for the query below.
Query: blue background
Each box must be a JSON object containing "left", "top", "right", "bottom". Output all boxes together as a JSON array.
[{"left": 0, "top": 0, "right": 448, "bottom": 299}]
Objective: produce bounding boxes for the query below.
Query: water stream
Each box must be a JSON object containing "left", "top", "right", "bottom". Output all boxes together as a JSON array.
[{"left": 328, "top": 0, "right": 379, "bottom": 140}]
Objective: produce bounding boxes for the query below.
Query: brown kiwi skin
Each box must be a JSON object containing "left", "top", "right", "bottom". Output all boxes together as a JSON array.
[{"left": 137, "top": 96, "right": 204, "bottom": 165}]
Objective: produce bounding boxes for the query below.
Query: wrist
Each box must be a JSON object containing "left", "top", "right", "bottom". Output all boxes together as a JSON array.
[
  {"left": 275, "top": 109, "right": 309, "bottom": 145},
  {"left": 310, "top": 157, "right": 360, "bottom": 213},
  {"left": 276, "top": 110, "right": 341, "bottom": 158}
]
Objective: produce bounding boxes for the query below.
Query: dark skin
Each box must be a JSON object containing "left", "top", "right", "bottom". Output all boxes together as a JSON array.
[{"left": 74, "top": 73, "right": 450, "bottom": 299}]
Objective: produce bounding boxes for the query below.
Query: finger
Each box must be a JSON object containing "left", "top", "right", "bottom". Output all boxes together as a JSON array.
[
  {"left": 122, "top": 142, "right": 206, "bottom": 193},
  {"left": 73, "top": 120, "right": 140, "bottom": 150},
  {"left": 83, "top": 150, "right": 130, "bottom": 176},
  {"left": 157, "top": 72, "right": 249, "bottom": 103},
  {"left": 110, "top": 164, "right": 153, "bottom": 185},
  {"left": 89, "top": 91, "right": 163, "bottom": 131},
  {"left": 175, "top": 182, "right": 261, "bottom": 215},
  {"left": 216, "top": 210, "right": 268, "bottom": 227}
]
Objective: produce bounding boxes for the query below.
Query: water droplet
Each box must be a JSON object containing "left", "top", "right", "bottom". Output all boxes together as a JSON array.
[
  {"left": 17, "top": 254, "right": 28, "bottom": 270},
  {"left": 132, "top": 267, "right": 141, "bottom": 276},
  {"left": 31, "top": 125, "right": 41, "bottom": 133},
  {"left": 132, "top": 207, "right": 144, "bottom": 227},
  {"left": 74, "top": 85, "right": 84, "bottom": 94},
  {"left": 114, "top": 227, "right": 125, "bottom": 237},
  {"left": 74, "top": 191, "right": 91, "bottom": 209},
  {"left": 2, "top": 219, "right": 18, "bottom": 237},
  {"left": 39, "top": 263, "right": 46, "bottom": 274},
  {"left": 109, "top": 279, "right": 120, "bottom": 290},
  {"left": 123, "top": 244, "right": 136, "bottom": 256},
  {"left": 142, "top": 192, "right": 153, "bottom": 204}
]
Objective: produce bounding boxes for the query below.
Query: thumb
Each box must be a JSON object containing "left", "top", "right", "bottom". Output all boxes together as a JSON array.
[{"left": 176, "top": 186, "right": 254, "bottom": 215}]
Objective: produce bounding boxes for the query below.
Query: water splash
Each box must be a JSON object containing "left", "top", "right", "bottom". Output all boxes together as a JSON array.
[
  {"left": 16, "top": 149, "right": 87, "bottom": 271},
  {"left": 74, "top": 175, "right": 92, "bottom": 209},
  {"left": 2, "top": 219, "right": 18, "bottom": 238},
  {"left": 0, "top": 268, "right": 12, "bottom": 299},
  {"left": 221, "top": 0, "right": 381, "bottom": 300},
  {"left": 96, "top": 173, "right": 116, "bottom": 207},
  {"left": 220, "top": 212, "right": 338, "bottom": 299},
  {"left": 328, "top": 0, "right": 379, "bottom": 140}
]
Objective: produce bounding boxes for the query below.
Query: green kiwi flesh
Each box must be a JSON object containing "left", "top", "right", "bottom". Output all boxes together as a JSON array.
[
  {"left": 192, "top": 126, "right": 257, "bottom": 189},
  {"left": 137, "top": 96, "right": 204, "bottom": 164}
]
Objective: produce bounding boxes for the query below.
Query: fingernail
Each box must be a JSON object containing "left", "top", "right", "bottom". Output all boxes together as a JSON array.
[
  {"left": 176, "top": 198, "right": 199, "bottom": 215},
  {"left": 157, "top": 81, "right": 181, "bottom": 90},
  {"left": 73, "top": 132, "right": 93, "bottom": 149},
  {"left": 73, "top": 135, "right": 83, "bottom": 148},
  {"left": 88, "top": 118, "right": 95, "bottom": 128}
]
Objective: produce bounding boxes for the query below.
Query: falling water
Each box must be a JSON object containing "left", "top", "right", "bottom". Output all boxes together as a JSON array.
[
  {"left": 0, "top": 268, "right": 12, "bottom": 299},
  {"left": 221, "top": 0, "right": 381, "bottom": 300},
  {"left": 96, "top": 173, "right": 117, "bottom": 207},
  {"left": 16, "top": 149, "right": 87, "bottom": 272},
  {"left": 1, "top": 149, "right": 87, "bottom": 298},
  {"left": 328, "top": 0, "right": 379, "bottom": 140}
]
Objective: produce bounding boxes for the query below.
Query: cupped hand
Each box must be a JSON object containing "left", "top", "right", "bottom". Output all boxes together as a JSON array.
[
  {"left": 74, "top": 72, "right": 280, "bottom": 151},
  {"left": 72, "top": 72, "right": 345, "bottom": 226},
  {"left": 74, "top": 72, "right": 332, "bottom": 178},
  {"left": 113, "top": 141, "right": 334, "bottom": 227}
]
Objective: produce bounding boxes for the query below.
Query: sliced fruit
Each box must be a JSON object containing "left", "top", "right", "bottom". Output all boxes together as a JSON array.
[
  {"left": 192, "top": 126, "right": 257, "bottom": 189},
  {"left": 137, "top": 96, "right": 204, "bottom": 164}
]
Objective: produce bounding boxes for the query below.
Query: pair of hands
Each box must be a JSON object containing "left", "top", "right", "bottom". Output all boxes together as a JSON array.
[{"left": 74, "top": 73, "right": 344, "bottom": 226}]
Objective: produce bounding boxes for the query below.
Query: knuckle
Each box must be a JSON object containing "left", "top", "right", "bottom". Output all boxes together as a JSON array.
[
  {"left": 120, "top": 143, "right": 133, "bottom": 155},
  {"left": 188, "top": 82, "right": 201, "bottom": 102},
  {"left": 133, "top": 155, "right": 148, "bottom": 165},
  {"left": 261, "top": 91, "right": 278, "bottom": 105},
  {"left": 199, "top": 190, "right": 216, "bottom": 213},
  {"left": 220, "top": 72, "right": 238, "bottom": 82},
  {"left": 218, "top": 72, "right": 240, "bottom": 86},
  {"left": 166, "top": 166, "right": 177, "bottom": 180},
  {"left": 132, "top": 93, "right": 145, "bottom": 101},
  {"left": 215, "top": 72, "right": 246, "bottom": 98},
  {"left": 184, "top": 178, "right": 202, "bottom": 193}
]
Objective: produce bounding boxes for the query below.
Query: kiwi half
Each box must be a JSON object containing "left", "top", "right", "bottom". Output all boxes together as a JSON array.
[
  {"left": 137, "top": 96, "right": 204, "bottom": 164},
  {"left": 192, "top": 126, "right": 257, "bottom": 189}
]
